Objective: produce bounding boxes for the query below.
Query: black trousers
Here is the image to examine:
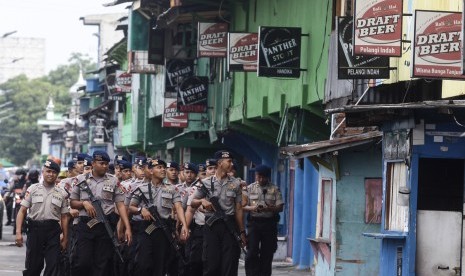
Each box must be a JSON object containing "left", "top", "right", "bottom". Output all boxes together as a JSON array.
[
  {"left": 202, "top": 218, "right": 240, "bottom": 276},
  {"left": 134, "top": 221, "right": 170, "bottom": 276},
  {"left": 24, "top": 220, "right": 61, "bottom": 276},
  {"left": 70, "top": 219, "right": 115, "bottom": 276},
  {"left": 184, "top": 223, "right": 203, "bottom": 276},
  {"left": 244, "top": 218, "right": 278, "bottom": 276}
]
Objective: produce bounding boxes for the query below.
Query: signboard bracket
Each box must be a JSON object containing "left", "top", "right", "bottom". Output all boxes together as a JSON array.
[{"left": 301, "top": 34, "right": 309, "bottom": 37}]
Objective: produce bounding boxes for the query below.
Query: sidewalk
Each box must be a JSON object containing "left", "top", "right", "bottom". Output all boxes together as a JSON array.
[
  {"left": 238, "top": 258, "right": 313, "bottom": 276},
  {"left": 1, "top": 209, "right": 313, "bottom": 275}
]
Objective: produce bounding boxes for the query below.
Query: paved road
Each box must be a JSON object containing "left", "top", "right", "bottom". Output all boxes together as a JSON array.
[{"left": 1, "top": 209, "right": 311, "bottom": 275}]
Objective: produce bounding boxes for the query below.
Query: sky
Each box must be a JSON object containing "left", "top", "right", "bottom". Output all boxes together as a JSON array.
[{"left": 0, "top": 0, "right": 128, "bottom": 73}]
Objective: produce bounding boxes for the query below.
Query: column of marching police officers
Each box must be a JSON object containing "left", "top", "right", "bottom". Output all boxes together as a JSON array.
[{"left": 14, "top": 149, "right": 284, "bottom": 276}]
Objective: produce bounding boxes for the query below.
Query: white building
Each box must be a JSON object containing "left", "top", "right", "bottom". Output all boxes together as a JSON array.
[{"left": 0, "top": 36, "right": 45, "bottom": 84}]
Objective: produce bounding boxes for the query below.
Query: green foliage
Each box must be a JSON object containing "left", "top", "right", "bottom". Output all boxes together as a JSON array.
[{"left": 0, "top": 53, "right": 97, "bottom": 166}]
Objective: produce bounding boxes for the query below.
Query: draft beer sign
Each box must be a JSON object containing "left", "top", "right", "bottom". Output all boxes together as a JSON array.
[
  {"left": 353, "top": 0, "right": 403, "bottom": 57},
  {"left": 412, "top": 10, "right": 465, "bottom": 79}
]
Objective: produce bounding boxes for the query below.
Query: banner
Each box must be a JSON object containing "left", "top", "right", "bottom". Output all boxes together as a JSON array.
[
  {"left": 165, "top": 59, "right": 194, "bottom": 92},
  {"left": 353, "top": 0, "right": 403, "bottom": 56},
  {"left": 258, "top": 26, "right": 301, "bottom": 78},
  {"left": 163, "top": 97, "right": 188, "bottom": 128},
  {"left": 197, "top": 22, "right": 228, "bottom": 57},
  {"left": 177, "top": 76, "right": 208, "bottom": 113},
  {"left": 116, "top": 70, "right": 132, "bottom": 93},
  {"left": 337, "top": 16, "right": 390, "bottom": 79},
  {"left": 228, "top": 33, "right": 258, "bottom": 72},
  {"left": 413, "top": 10, "right": 464, "bottom": 79}
]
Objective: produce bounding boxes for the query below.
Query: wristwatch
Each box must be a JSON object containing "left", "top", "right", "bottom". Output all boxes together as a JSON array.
[{"left": 137, "top": 207, "right": 142, "bottom": 214}]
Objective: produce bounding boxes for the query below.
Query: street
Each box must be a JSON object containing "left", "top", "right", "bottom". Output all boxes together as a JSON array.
[{"left": 1, "top": 209, "right": 311, "bottom": 276}]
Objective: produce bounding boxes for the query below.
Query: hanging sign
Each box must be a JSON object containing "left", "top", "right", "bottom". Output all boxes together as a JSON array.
[
  {"left": 163, "top": 97, "right": 188, "bottom": 128},
  {"left": 258, "top": 26, "right": 302, "bottom": 78},
  {"left": 197, "top": 22, "right": 228, "bottom": 57},
  {"left": 116, "top": 70, "right": 132, "bottom": 93},
  {"left": 337, "top": 16, "right": 390, "bottom": 79},
  {"left": 165, "top": 59, "right": 194, "bottom": 92},
  {"left": 353, "top": 0, "right": 403, "bottom": 57},
  {"left": 177, "top": 76, "right": 208, "bottom": 113},
  {"left": 228, "top": 33, "right": 258, "bottom": 72},
  {"left": 413, "top": 10, "right": 464, "bottom": 79}
]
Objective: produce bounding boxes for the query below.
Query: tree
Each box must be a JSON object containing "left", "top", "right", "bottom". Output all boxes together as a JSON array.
[{"left": 0, "top": 53, "right": 97, "bottom": 165}]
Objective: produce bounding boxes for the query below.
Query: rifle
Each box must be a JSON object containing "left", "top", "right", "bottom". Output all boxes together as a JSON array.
[
  {"left": 76, "top": 178, "right": 124, "bottom": 263},
  {"left": 133, "top": 187, "right": 187, "bottom": 264},
  {"left": 197, "top": 182, "right": 248, "bottom": 255}
]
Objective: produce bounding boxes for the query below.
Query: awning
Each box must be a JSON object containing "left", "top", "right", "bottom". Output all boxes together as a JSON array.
[
  {"left": 80, "top": 100, "right": 112, "bottom": 119},
  {"left": 164, "top": 130, "right": 213, "bottom": 149},
  {"left": 280, "top": 131, "right": 382, "bottom": 159},
  {"left": 156, "top": 5, "right": 228, "bottom": 29},
  {"left": 103, "top": 0, "right": 133, "bottom": 7}
]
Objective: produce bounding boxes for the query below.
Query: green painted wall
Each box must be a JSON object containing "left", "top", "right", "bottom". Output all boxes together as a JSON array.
[
  {"left": 335, "top": 147, "right": 382, "bottom": 275},
  {"left": 128, "top": 10, "right": 149, "bottom": 51},
  {"left": 229, "top": 0, "right": 331, "bottom": 122}
]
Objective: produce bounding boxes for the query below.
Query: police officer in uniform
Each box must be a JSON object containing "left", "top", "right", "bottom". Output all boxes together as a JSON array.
[
  {"left": 243, "top": 165, "right": 284, "bottom": 276},
  {"left": 129, "top": 158, "right": 189, "bottom": 276},
  {"left": 205, "top": 159, "right": 217, "bottom": 177},
  {"left": 197, "top": 164, "right": 207, "bottom": 180},
  {"left": 15, "top": 159, "right": 70, "bottom": 276},
  {"left": 118, "top": 157, "right": 147, "bottom": 276},
  {"left": 190, "top": 150, "right": 246, "bottom": 276},
  {"left": 69, "top": 151, "right": 132, "bottom": 276},
  {"left": 82, "top": 156, "right": 93, "bottom": 175},
  {"left": 165, "top": 161, "right": 180, "bottom": 185},
  {"left": 74, "top": 153, "right": 88, "bottom": 175}
]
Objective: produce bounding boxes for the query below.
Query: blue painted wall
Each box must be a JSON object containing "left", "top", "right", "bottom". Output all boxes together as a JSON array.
[
  {"left": 293, "top": 158, "right": 318, "bottom": 269},
  {"left": 335, "top": 146, "right": 382, "bottom": 275},
  {"left": 380, "top": 118, "right": 465, "bottom": 276}
]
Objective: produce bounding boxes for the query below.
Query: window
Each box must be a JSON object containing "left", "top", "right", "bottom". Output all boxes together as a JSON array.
[{"left": 385, "top": 162, "right": 409, "bottom": 232}]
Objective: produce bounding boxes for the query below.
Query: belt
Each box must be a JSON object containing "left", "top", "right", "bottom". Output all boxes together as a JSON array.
[{"left": 28, "top": 219, "right": 59, "bottom": 227}]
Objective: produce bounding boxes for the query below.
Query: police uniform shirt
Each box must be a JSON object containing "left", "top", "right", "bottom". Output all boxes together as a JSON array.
[
  {"left": 58, "top": 177, "right": 76, "bottom": 197},
  {"left": 175, "top": 182, "right": 194, "bottom": 210},
  {"left": 122, "top": 178, "right": 145, "bottom": 206},
  {"left": 246, "top": 182, "right": 284, "bottom": 218},
  {"left": 21, "top": 182, "right": 69, "bottom": 221},
  {"left": 187, "top": 186, "right": 205, "bottom": 225},
  {"left": 130, "top": 182, "right": 181, "bottom": 220},
  {"left": 70, "top": 173, "right": 125, "bottom": 216},
  {"left": 192, "top": 175, "right": 242, "bottom": 216}
]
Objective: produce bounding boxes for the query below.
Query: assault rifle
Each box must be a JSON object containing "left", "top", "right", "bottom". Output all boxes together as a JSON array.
[
  {"left": 196, "top": 182, "right": 247, "bottom": 255},
  {"left": 76, "top": 178, "right": 124, "bottom": 263},
  {"left": 133, "top": 187, "right": 186, "bottom": 264}
]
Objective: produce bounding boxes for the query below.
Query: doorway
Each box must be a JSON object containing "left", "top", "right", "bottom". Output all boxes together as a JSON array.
[{"left": 416, "top": 158, "right": 464, "bottom": 275}]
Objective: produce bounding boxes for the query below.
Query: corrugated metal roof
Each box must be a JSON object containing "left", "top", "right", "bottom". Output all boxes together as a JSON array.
[{"left": 280, "top": 131, "right": 382, "bottom": 159}]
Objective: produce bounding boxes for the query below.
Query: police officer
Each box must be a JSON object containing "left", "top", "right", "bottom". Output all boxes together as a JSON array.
[
  {"left": 165, "top": 161, "right": 180, "bottom": 185},
  {"left": 129, "top": 158, "right": 189, "bottom": 276},
  {"left": 243, "top": 165, "right": 284, "bottom": 276},
  {"left": 205, "top": 159, "right": 217, "bottom": 177},
  {"left": 197, "top": 164, "right": 207, "bottom": 179},
  {"left": 15, "top": 159, "right": 70, "bottom": 276},
  {"left": 177, "top": 163, "right": 201, "bottom": 276},
  {"left": 58, "top": 160, "right": 78, "bottom": 195},
  {"left": 190, "top": 150, "right": 246, "bottom": 276},
  {"left": 121, "top": 156, "right": 148, "bottom": 276},
  {"left": 74, "top": 153, "right": 89, "bottom": 175},
  {"left": 82, "top": 156, "right": 93, "bottom": 175},
  {"left": 69, "top": 151, "right": 132, "bottom": 276}
]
